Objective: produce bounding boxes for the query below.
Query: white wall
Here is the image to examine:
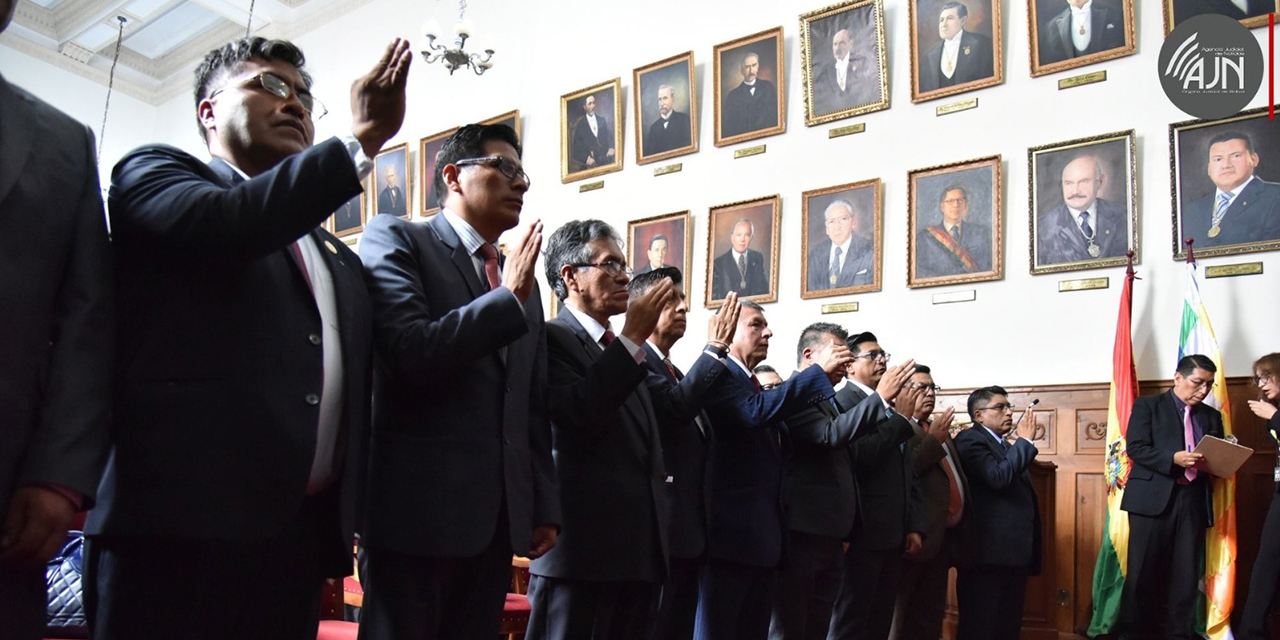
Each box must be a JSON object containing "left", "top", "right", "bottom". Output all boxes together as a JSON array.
[{"left": 17, "top": 0, "right": 1280, "bottom": 387}]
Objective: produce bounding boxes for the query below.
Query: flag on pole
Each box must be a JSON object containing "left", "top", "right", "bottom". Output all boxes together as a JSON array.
[
  {"left": 1179, "top": 256, "right": 1236, "bottom": 640},
  {"left": 1087, "top": 262, "right": 1138, "bottom": 637}
]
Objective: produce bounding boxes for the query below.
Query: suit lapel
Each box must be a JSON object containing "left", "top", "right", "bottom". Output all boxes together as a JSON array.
[
  {"left": 1055, "top": 208, "right": 1089, "bottom": 255},
  {"left": 0, "top": 77, "right": 36, "bottom": 208},
  {"left": 557, "top": 307, "right": 652, "bottom": 440},
  {"left": 212, "top": 158, "right": 318, "bottom": 294},
  {"left": 428, "top": 213, "right": 484, "bottom": 298}
]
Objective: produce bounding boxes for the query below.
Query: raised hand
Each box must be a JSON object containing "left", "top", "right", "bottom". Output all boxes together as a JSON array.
[
  {"left": 895, "top": 377, "right": 923, "bottom": 416},
  {"left": 708, "top": 292, "right": 740, "bottom": 348},
  {"left": 621, "top": 278, "right": 674, "bottom": 344},
  {"left": 815, "top": 343, "right": 855, "bottom": 385},
  {"left": 501, "top": 220, "right": 543, "bottom": 303},
  {"left": 929, "top": 407, "right": 955, "bottom": 443},
  {"left": 351, "top": 38, "right": 413, "bottom": 158},
  {"left": 875, "top": 359, "right": 916, "bottom": 402}
]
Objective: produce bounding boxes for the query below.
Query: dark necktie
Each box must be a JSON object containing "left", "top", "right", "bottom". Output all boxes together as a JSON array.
[
  {"left": 663, "top": 356, "right": 678, "bottom": 380},
  {"left": 476, "top": 243, "right": 501, "bottom": 291},
  {"left": 1079, "top": 212, "right": 1094, "bottom": 237},
  {"left": 751, "top": 374, "right": 762, "bottom": 393},
  {"left": 829, "top": 246, "right": 842, "bottom": 283},
  {"left": 601, "top": 330, "right": 616, "bottom": 347},
  {"left": 950, "top": 225, "right": 961, "bottom": 241},
  {"left": 738, "top": 254, "right": 747, "bottom": 278}
]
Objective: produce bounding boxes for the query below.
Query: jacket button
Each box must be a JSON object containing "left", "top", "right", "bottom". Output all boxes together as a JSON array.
[
  {"left": 309, "top": 333, "right": 322, "bottom": 345},
  {"left": 305, "top": 394, "right": 320, "bottom": 405}
]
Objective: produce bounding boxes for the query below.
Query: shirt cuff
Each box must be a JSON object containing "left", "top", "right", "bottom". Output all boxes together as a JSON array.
[
  {"left": 339, "top": 133, "right": 374, "bottom": 181},
  {"left": 616, "top": 335, "right": 647, "bottom": 364},
  {"left": 27, "top": 483, "right": 85, "bottom": 512}
]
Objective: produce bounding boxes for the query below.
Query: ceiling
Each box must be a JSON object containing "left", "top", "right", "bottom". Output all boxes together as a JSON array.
[{"left": 1, "top": 0, "right": 373, "bottom": 104}]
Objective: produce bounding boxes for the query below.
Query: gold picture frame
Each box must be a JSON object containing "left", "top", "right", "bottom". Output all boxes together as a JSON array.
[
  {"left": 800, "top": 0, "right": 890, "bottom": 123},
  {"left": 627, "top": 210, "right": 694, "bottom": 299},
  {"left": 907, "top": 155, "right": 1003, "bottom": 288},
  {"left": 418, "top": 110, "right": 522, "bottom": 217},
  {"left": 801, "top": 178, "right": 883, "bottom": 298},
  {"left": 561, "top": 78, "right": 624, "bottom": 183},
  {"left": 328, "top": 186, "right": 367, "bottom": 239},
  {"left": 713, "top": 27, "right": 787, "bottom": 146},
  {"left": 372, "top": 142, "right": 410, "bottom": 220},
  {"left": 908, "top": 0, "right": 1004, "bottom": 103},
  {"left": 705, "top": 195, "right": 781, "bottom": 307},
  {"left": 1162, "top": 0, "right": 1278, "bottom": 33},
  {"left": 634, "top": 52, "right": 699, "bottom": 165},
  {"left": 1029, "top": 0, "right": 1136, "bottom": 77}
]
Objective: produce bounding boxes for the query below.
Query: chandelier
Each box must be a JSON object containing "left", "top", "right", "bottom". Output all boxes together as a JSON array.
[{"left": 420, "top": 0, "right": 494, "bottom": 75}]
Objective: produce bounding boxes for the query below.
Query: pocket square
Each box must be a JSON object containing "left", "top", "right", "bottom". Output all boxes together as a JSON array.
[
  {"left": 1106, "top": 23, "right": 1115, "bottom": 28},
  {"left": 856, "top": 269, "right": 869, "bottom": 275}
]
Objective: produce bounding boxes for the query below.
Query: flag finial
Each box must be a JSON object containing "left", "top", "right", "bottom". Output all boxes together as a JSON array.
[{"left": 1185, "top": 238, "right": 1197, "bottom": 265}]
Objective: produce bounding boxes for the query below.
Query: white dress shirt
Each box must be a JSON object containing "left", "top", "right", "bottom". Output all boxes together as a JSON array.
[
  {"left": 1071, "top": 1, "right": 1093, "bottom": 53},
  {"left": 828, "top": 236, "right": 853, "bottom": 275},
  {"left": 940, "top": 31, "right": 964, "bottom": 78},
  {"left": 834, "top": 55, "right": 850, "bottom": 90},
  {"left": 564, "top": 301, "right": 645, "bottom": 363},
  {"left": 586, "top": 113, "right": 599, "bottom": 136},
  {"left": 1069, "top": 202, "right": 1099, "bottom": 235}
]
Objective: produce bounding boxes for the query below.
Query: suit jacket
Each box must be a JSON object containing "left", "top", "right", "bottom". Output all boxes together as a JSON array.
[
  {"left": 532, "top": 309, "right": 669, "bottom": 582},
  {"left": 921, "top": 30, "right": 995, "bottom": 93},
  {"left": 570, "top": 114, "right": 614, "bottom": 170},
  {"left": 953, "top": 427, "right": 1041, "bottom": 573},
  {"left": 914, "top": 221, "right": 992, "bottom": 278},
  {"left": 1039, "top": 3, "right": 1127, "bottom": 65},
  {"left": 903, "top": 422, "right": 972, "bottom": 562},
  {"left": 702, "top": 364, "right": 833, "bottom": 567},
  {"left": 711, "top": 248, "right": 769, "bottom": 299},
  {"left": 783, "top": 380, "right": 887, "bottom": 538},
  {"left": 806, "top": 237, "right": 874, "bottom": 291},
  {"left": 846, "top": 386, "right": 923, "bottom": 551},
  {"left": 357, "top": 212, "right": 560, "bottom": 557},
  {"left": 812, "top": 56, "right": 879, "bottom": 115},
  {"left": 1173, "top": 0, "right": 1275, "bottom": 21},
  {"left": 1185, "top": 177, "right": 1280, "bottom": 248},
  {"left": 644, "top": 110, "right": 692, "bottom": 156},
  {"left": 0, "top": 74, "right": 112, "bottom": 518},
  {"left": 641, "top": 345, "right": 726, "bottom": 560},
  {"left": 376, "top": 185, "right": 405, "bottom": 216},
  {"left": 1121, "top": 391, "right": 1224, "bottom": 525},
  {"left": 721, "top": 79, "right": 778, "bottom": 139},
  {"left": 88, "top": 139, "right": 372, "bottom": 573},
  {"left": 1035, "top": 198, "right": 1128, "bottom": 265}
]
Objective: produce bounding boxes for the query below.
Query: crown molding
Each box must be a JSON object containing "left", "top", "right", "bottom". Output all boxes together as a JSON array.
[
  {"left": 0, "top": 31, "right": 158, "bottom": 103},
  {"left": 14, "top": 0, "right": 57, "bottom": 39}
]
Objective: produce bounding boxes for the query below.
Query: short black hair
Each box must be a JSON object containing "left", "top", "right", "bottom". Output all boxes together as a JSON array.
[
  {"left": 940, "top": 1, "right": 969, "bottom": 19},
  {"left": 848, "top": 331, "right": 878, "bottom": 353},
  {"left": 1207, "top": 131, "right": 1256, "bottom": 155},
  {"left": 543, "top": 219, "right": 622, "bottom": 301},
  {"left": 796, "top": 322, "right": 848, "bottom": 367},
  {"left": 940, "top": 185, "right": 968, "bottom": 205},
  {"left": 628, "top": 266, "right": 682, "bottom": 297},
  {"left": 434, "top": 123, "right": 523, "bottom": 207},
  {"left": 967, "top": 385, "right": 1008, "bottom": 422},
  {"left": 194, "top": 37, "right": 311, "bottom": 142},
  {"left": 913, "top": 364, "right": 932, "bottom": 375},
  {"left": 1176, "top": 354, "right": 1218, "bottom": 377},
  {"left": 753, "top": 364, "right": 778, "bottom": 375},
  {"left": 648, "top": 234, "right": 669, "bottom": 250}
]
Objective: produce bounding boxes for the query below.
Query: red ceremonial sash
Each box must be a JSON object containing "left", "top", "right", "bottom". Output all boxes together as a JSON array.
[{"left": 925, "top": 225, "right": 978, "bottom": 271}]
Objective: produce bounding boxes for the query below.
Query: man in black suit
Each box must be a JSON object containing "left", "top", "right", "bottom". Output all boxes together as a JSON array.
[
  {"left": 812, "top": 28, "right": 880, "bottom": 115},
  {"left": 645, "top": 84, "right": 692, "bottom": 156},
  {"left": 629, "top": 268, "right": 734, "bottom": 640},
  {"left": 334, "top": 195, "right": 362, "bottom": 233},
  {"left": 769, "top": 324, "right": 896, "bottom": 640},
  {"left": 634, "top": 234, "right": 674, "bottom": 276},
  {"left": 528, "top": 220, "right": 674, "bottom": 640},
  {"left": 711, "top": 219, "right": 769, "bottom": 299},
  {"left": 721, "top": 52, "right": 779, "bottom": 139},
  {"left": 1173, "top": 0, "right": 1275, "bottom": 24},
  {"left": 1036, "top": 156, "right": 1129, "bottom": 266},
  {"left": 806, "top": 200, "right": 874, "bottom": 291},
  {"left": 1184, "top": 131, "right": 1280, "bottom": 247},
  {"left": 890, "top": 365, "right": 966, "bottom": 640},
  {"left": 953, "top": 386, "right": 1041, "bottom": 640},
  {"left": 829, "top": 333, "right": 924, "bottom": 640},
  {"left": 356, "top": 123, "right": 560, "bottom": 639},
  {"left": 85, "top": 37, "right": 411, "bottom": 639},
  {"left": 920, "top": 2, "right": 995, "bottom": 93},
  {"left": 0, "top": 2, "right": 112, "bottom": 637},
  {"left": 1119, "top": 355, "right": 1225, "bottom": 640},
  {"left": 376, "top": 164, "right": 405, "bottom": 216},
  {"left": 914, "top": 185, "right": 992, "bottom": 278},
  {"left": 570, "top": 95, "right": 615, "bottom": 171},
  {"left": 1038, "top": 0, "right": 1127, "bottom": 65}
]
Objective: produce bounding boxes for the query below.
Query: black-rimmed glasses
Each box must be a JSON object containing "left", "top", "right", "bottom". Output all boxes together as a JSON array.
[
  {"left": 978, "top": 403, "right": 1016, "bottom": 413},
  {"left": 854, "top": 350, "right": 891, "bottom": 362},
  {"left": 454, "top": 156, "right": 531, "bottom": 186},
  {"left": 571, "top": 259, "right": 631, "bottom": 277},
  {"left": 209, "top": 72, "right": 327, "bottom": 120}
]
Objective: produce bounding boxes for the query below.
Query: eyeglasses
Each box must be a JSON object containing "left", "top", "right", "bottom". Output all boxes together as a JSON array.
[
  {"left": 454, "top": 156, "right": 531, "bottom": 187},
  {"left": 978, "top": 403, "right": 1015, "bottom": 413},
  {"left": 854, "top": 350, "right": 891, "bottom": 362},
  {"left": 825, "top": 215, "right": 851, "bottom": 226},
  {"left": 1185, "top": 378, "right": 1216, "bottom": 390},
  {"left": 942, "top": 198, "right": 967, "bottom": 206},
  {"left": 571, "top": 259, "right": 631, "bottom": 277},
  {"left": 1256, "top": 373, "right": 1276, "bottom": 387},
  {"left": 209, "top": 72, "right": 327, "bottom": 120},
  {"left": 910, "top": 383, "right": 942, "bottom": 394}
]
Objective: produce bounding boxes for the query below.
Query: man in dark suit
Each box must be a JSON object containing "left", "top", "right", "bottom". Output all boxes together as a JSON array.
[
  {"left": 634, "top": 234, "right": 674, "bottom": 277},
  {"left": 1119, "top": 355, "right": 1225, "bottom": 640},
  {"left": 1173, "top": 0, "right": 1275, "bottom": 23},
  {"left": 629, "top": 268, "right": 734, "bottom": 640},
  {"left": 920, "top": 2, "right": 995, "bottom": 93},
  {"left": 528, "top": 220, "right": 674, "bottom": 640},
  {"left": 812, "top": 28, "right": 880, "bottom": 114},
  {"left": 85, "top": 37, "right": 411, "bottom": 639},
  {"left": 769, "top": 324, "right": 897, "bottom": 640},
  {"left": 953, "top": 386, "right": 1041, "bottom": 640},
  {"left": 645, "top": 84, "right": 692, "bottom": 156},
  {"left": 721, "top": 52, "right": 779, "bottom": 139},
  {"left": 806, "top": 200, "right": 874, "bottom": 291},
  {"left": 829, "top": 333, "right": 924, "bottom": 640},
  {"left": 711, "top": 219, "right": 769, "bottom": 299},
  {"left": 376, "top": 164, "right": 405, "bottom": 216},
  {"left": 1036, "top": 156, "right": 1129, "bottom": 266},
  {"left": 0, "top": 2, "right": 113, "bottom": 637},
  {"left": 890, "top": 365, "right": 967, "bottom": 640},
  {"left": 356, "top": 123, "right": 560, "bottom": 639},
  {"left": 570, "top": 94, "right": 615, "bottom": 171},
  {"left": 1038, "top": 0, "right": 1127, "bottom": 65},
  {"left": 914, "top": 185, "right": 992, "bottom": 278},
  {"left": 1184, "top": 131, "right": 1280, "bottom": 248},
  {"left": 696, "top": 301, "right": 852, "bottom": 640},
  {"left": 334, "top": 194, "right": 362, "bottom": 233}
]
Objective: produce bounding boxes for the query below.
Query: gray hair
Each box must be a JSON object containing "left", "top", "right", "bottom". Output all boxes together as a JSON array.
[{"left": 543, "top": 219, "right": 624, "bottom": 301}]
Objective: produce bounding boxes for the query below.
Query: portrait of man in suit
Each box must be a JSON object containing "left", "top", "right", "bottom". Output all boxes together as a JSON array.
[
  {"left": 811, "top": 26, "right": 880, "bottom": 115},
  {"left": 803, "top": 182, "right": 880, "bottom": 296},
  {"left": 332, "top": 193, "right": 362, "bottom": 236},
  {"left": 1035, "top": 154, "right": 1131, "bottom": 268},
  {"left": 570, "top": 94, "right": 616, "bottom": 172},
  {"left": 633, "top": 235, "right": 671, "bottom": 276},
  {"left": 711, "top": 218, "right": 770, "bottom": 300},
  {"left": 716, "top": 31, "right": 785, "bottom": 143},
  {"left": 628, "top": 211, "right": 689, "bottom": 293},
  {"left": 1168, "top": 0, "right": 1278, "bottom": 30},
  {"left": 418, "top": 128, "right": 453, "bottom": 216},
  {"left": 1182, "top": 131, "right": 1280, "bottom": 248},
  {"left": 913, "top": 184, "right": 994, "bottom": 280},
  {"left": 643, "top": 84, "right": 693, "bottom": 158},
  {"left": 918, "top": 1, "right": 996, "bottom": 94},
  {"left": 376, "top": 164, "right": 405, "bottom": 216},
  {"left": 1036, "top": 0, "right": 1130, "bottom": 66}
]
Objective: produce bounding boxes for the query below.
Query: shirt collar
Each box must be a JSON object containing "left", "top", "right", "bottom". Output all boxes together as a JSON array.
[
  {"left": 733, "top": 248, "right": 749, "bottom": 260},
  {"left": 441, "top": 207, "right": 489, "bottom": 257},
  {"left": 1071, "top": 1, "right": 1092, "bottom": 17},
  {"left": 1218, "top": 175, "right": 1256, "bottom": 200},
  {"left": 980, "top": 425, "right": 1005, "bottom": 444},
  {"left": 1069, "top": 202, "right": 1098, "bottom": 220},
  {"left": 565, "top": 301, "right": 611, "bottom": 345},
  {"left": 833, "top": 236, "right": 853, "bottom": 255},
  {"left": 646, "top": 340, "right": 668, "bottom": 360},
  {"left": 850, "top": 378, "right": 875, "bottom": 397},
  {"left": 943, "top": 31, "right": 964, "bottom": 47}
]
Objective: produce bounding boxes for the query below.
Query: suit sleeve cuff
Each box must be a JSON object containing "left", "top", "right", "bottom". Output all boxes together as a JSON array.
[
  {"left": 339, "top": 133, "right": 374, "bottom": 180},
  {"left": 25, "top": 483, "right": 85, "bottom": 512},
  {"left": 616, "top": 335, "right": 647, "bottom": 364}
]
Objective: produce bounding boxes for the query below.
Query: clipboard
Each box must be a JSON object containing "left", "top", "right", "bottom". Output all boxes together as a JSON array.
[{"left": 1190, "top": 435, "right": 1254, "bottom": 478}]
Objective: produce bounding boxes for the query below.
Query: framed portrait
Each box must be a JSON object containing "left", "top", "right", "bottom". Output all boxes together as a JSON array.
[
  {"left": 483, "top": 109, "right": 521, "bottom": 139},
  {"left": 627, "top": 211, "right": 693, "bottom": 298},
  {"left": 714, "top": 27, "right": 787, "bottom": 146},
  {"left": 907, "top": 155, "right": 1003, "bottom": 288},
  {"left": 417, "top": 110, "right": 521, "bottom": 217},
  {"left": 1163, "top": 0, "right": 1278, "bottom": 33},
  {"left": 801, "top": 0, "right": 889, "bottom": 124},
  {"left": 561, "top": 78, "right": 624, "bottom": 183},
  {"left": 1029, "top": 0, "right": 1135, "bottom": 77},
  {"left": 909, "top": 0, "right": 1003, "bottom": 102},
  {"left": 634, "top": 52, "right": 699, "bottom": 165},
  {"left": 1170, "top": 106, "right": 1280, "bottom": 260},
  {"left": 372, "top": 143, "right": 410, "bottom": 220},
  {"left": 801, "top": 179, "right": 882, "bottom": 299},
  {"left": 1029, "top": 130, "right": 1137, "bottom": 274},
  {"left": 328, "top": 188, "right": 367, "bottom": 239},
  {"left": 705, "top": 195, "right": 780, "bottom": 307}
]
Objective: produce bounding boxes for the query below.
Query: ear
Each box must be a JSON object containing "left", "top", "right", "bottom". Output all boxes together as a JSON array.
[
  {"left": 559, "top": 264, "right": 578, "bottom": 293},
  {"left": 198, "top": 99, "right": 217, "bottom": 136},
  {"left": 442, "top": 163, "right": 464, "bottom": 196}
]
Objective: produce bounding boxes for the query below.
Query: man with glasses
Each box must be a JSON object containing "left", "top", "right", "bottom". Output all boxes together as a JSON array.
[
  {"left": 915, "top": 185, "right": 992, "bottom": 278},
  {"left": 88, "top": 36, "right": 411, "bottom": 639},
  {"left": 711, "top": 218, "right": 770, "bottom": 299},
  {"left": 952, "top": 385, "right": 1040, "bottom": 640},
  {"left": 891, "top": 365, "right": 967, "bottom": 640},
  {"left": 356, "top": 123, "right": 558, "bottom": 639},
  {"left": 754, "top": 365, "right": 785, "bottom": 390},
  {"left": 1118, "top": 354, "right": 1224, "bottom": 640},
  {"left": 529, "top": 220, "right": 674, "bottom": 639},
  {"left": 830, "top": 332, "right": 923, "bottom": 640},
  {"left": 806, "top": 200, "right": 873, "bottom": 291}
]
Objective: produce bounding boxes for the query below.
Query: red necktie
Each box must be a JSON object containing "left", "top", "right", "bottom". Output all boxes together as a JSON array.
[
  {"left": 663, "top": 357, "right": 678, "bottom": 379},
  {"left": 751, "top": 374, "right": 762, "bottom": 392},
  {"left": 601, "top": 330, "right": 616, "bottom": 346},
  {"left": 477, "top": 244, "right": 501, "bottom": 291},
  {"left": 289, "top": 241, "right": 313, "bottom": 293}
]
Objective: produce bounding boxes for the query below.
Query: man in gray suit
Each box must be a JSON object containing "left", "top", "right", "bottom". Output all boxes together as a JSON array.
[
  {"left": 0, "top": 2, "right": 113, "bottom": 637},
  {"left": 357, "top": 123, "right": 560, "bottom": 639},
  {"left": 1184, "top": 131, "right": 1280, "bottom": 248},
  {"left": 1036, "top": 156, "right": 1128, "bottom": 266},
  {"left": 806, "top": 200, "right": 874, "bottom": 291}
]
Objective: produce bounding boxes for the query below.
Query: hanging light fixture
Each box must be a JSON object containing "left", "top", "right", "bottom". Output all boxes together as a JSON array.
[{"left": 419, "top": 0, "right": 494, "bottom": 75}]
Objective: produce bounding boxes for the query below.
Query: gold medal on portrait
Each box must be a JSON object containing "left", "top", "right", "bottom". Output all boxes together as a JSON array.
[
  {"left": 1208, "top": 225, "right": 1221, "bottom": 238},
  {"left": 1087, "top": 242, "right": 1101, "bottom": 258}
]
